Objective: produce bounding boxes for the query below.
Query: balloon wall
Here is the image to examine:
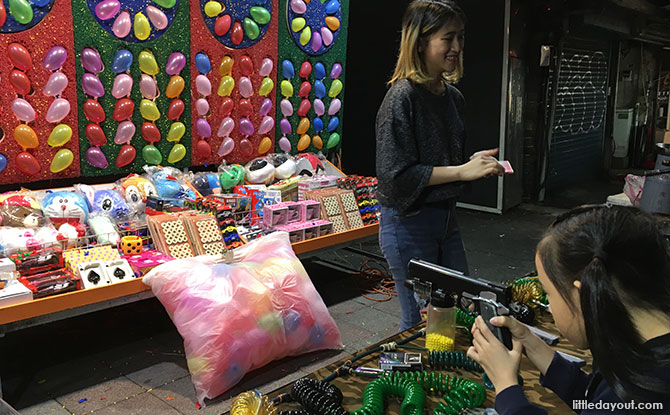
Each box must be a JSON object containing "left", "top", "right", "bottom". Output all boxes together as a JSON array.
[{"left": 0, "top": 0, "right": 348, "bottom": 184}]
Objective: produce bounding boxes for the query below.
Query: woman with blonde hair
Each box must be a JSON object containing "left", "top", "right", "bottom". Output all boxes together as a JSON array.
[{"left": 377, "top": 0, "right": 504, "bottom": 330}]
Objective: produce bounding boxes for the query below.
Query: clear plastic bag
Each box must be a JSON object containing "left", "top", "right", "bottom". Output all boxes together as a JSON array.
[
  {"left": 143, "top": 232, "right": 341, "bottom": 404},
  {"left": 624, "top": 174, "right": 645, "bottom": 206}
]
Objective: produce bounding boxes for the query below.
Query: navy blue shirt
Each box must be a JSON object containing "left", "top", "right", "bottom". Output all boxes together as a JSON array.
[{"left": 495, "top": 334, "right": 670, "bottom": 414}]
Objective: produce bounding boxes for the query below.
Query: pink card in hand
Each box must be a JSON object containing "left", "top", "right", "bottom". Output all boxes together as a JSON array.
[{"left": 498, "top": 160, "right": 514, "bottom": 174}]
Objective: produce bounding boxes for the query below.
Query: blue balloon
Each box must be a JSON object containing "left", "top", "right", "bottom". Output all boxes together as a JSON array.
[
  {"left": 314, "top": 62, "right": 325, "bottom": 80},
  {"left": 313, "top": 117, "right": 323, "bottom": 132},
  {"left": 314, "top": 80, "right": 326, "bottom": 99},
  {"left": 32, "top": 0, "right": 50, "bottom": 6},
  {"left": 0, "top": 153, "right": 6, "bottom": 174},
  {"left": 309, "top": 323, "right": 325, "bottom": 346},
  {"left": 325, "top": 0, "right": 340, "bottom": 14},
  {"left": 282, "top": 59, "right": 294, "bottom": 79},
  {"left": 111, "top": 49, "right": 133, "bottom": 74},
  {"left": 283, "top": 309, "right": 301, "bottom": 334},
  {"left": 327, "top": 116, "right": 339, "bottom": 132},
  {"left": 195, "top": 52, "right": 211, "bottom": 74}
]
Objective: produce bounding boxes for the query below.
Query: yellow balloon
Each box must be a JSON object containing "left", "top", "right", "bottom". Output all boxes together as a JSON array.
[
  {"left": 217, "top": 76, "right": 235, "bottom": 97},
  {"left": 219, "top": 55, "right": 234, "bottom": 76},
  {"left": 168, "top": 143, "right": 186, "bottom": 163},
  {"left": 165, "top": 75, "right": 185, "bottom": 98},
  {"left": 204, "top": 1, "right": 223, "bottom": 17},
  {"left": 258, "top": 136, "right": 272, "bottom": 154},
  {"left": 167, "top": 122, "right": 185, "bottom": 142},
  {"left": 329, "top": 79, "right": 343, "bottom": 98},
  {"left": 50, "top": 149, "right": 74, "bottom": 173},
  {"left": 134, "top": 12, "right": 151, "bottom": 41},
  {"left": 13, "top": 124, "right": 38, "bottom": 149},
  {"left": 300, "top": 26, "right": 311, "bottom": 46},
  {"left": 47, "top": 124, "right": 72, "bottom": 147},
  {"left": 280, "top": 80, "right": 293, "bottom": 98},
  {"left": 297, "top": 134, "right": 310, "bottom": 151},
  {"left": 259, "top": 77, "right": 274, "bottom": 97},
  {"left": 297, "top": 117, "right": 310, "bottom": 135},
  {"left": 139, "top": 50, "right": 159, "bottom": 75},
  {"left": 312, "top": 135, "right": 323, "bottom": 150},
  {"left": 291, "top": 17, "right": 305, "bottom": 32},
  {"left": 140, "top": 99, "right": 161, "bottom": 121}
]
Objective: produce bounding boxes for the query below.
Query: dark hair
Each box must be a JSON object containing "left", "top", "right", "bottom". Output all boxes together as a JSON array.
[{"left": 537, "top": 205, "right": 670, "bottom": 403}]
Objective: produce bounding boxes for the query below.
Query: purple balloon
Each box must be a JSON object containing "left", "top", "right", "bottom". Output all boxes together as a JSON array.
[
  {"left": 259, "top": 98, "right": 273, "bottom": 116},
  {"left": 280, "top": 99, "right": 293, "bottom": 117},
  {"left": 279, "top": 118, "right": 292, "bottom": 135},
  {"left": 313, "top": 99, "right": 325, "bottom": 116},
  {"left": 165, "top": 52, "right": 186, "bottom": 76},
  {"left": 196, "top": 118, "right": 212, "bottom": 138},
  {"left": 239, "top": 117, "right": 254, "bottom": 136},
  {"left": 311, "top": 31, "right": 322, "bottom": 53},
  {"left": 95, "top": 0, "right": 120, "bottom": 20},
  {"left": 81, "top": 73, "right": 105, "bottom": 98},
  {"left": 278, "top": 136, "right": 291, "bottom": 153},
  {"left": 330, "top": 63, "right": 342, "bottom": 79},
  {"left": 43, "top": 46, "right": 67, "bottom": 71},
  {"left": 81, "top": 48, "right": 103, "bottom": 74},
  {"left": 86, "top": 146, "right": 109, "bottom": 169}
]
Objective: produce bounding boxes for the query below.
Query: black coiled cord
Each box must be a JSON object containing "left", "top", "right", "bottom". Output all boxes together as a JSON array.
[{"left": 278, "top": 378, "right": 347, "bottom": 415}]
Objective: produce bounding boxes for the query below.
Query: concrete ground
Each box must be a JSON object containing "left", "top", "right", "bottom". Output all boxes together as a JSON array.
[{"left": 3, "top": 204, "right": 563, "bottom": 415}]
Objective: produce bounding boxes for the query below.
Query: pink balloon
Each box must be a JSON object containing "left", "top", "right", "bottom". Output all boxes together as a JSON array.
[
  {"left": 43, "top": 71, "right": 68, "bottom": 97},
  {"left": 239, "top": 77, "right": 253, "bottom": 99},
  {"left": 45, "top": 98, "right": 71, "bottom": 123},
  {"left": 11, "top": 98, "right": 36, "bottom": 122},
  {"left": 42, "top": 46, "right": 67, "bottom": 71},
  {"left": 321, "top": 27, "right": 333, "bottom": 47},
  {"left": 86, "top": 146, "right": 109, "bottom": 169},
  {"left": 313, "top": 99, "right": 325, "bottom": 116},
  {"left": 146, "top": 5, "right": 168, "bottom": 30},
  {"left": 112, "top": 74, "right": 133, "bottom": 99},
  {"left": 290, "top": 0, "right": 306, "bottom": 14},
  {"left": 217, "top": 117, "right": 235, "bottom": 137},
  {"left": 112, "top": 11, "right": 131, "bottom": 38},
  {"left": 259, "top": 58, "right": 273, "bottom": 77},
  {"left": 239, "top": 117, "right": 254, "bottom": 136},
  {"left": 259, "top": 98, "right": 273, "bottom": 116},
  {"left": 195, "top": 75, "right": 211, "bottom": 96},
  {"left": 217, "top": 137, "right": 235, "bottom": 157},
  {"left": 139, "top": 74, "right": 157, "bottom": 99},
  {"left": 95, "top": 0, "right": 120, "bottom": 20},
  {"left": 279, "top": 136, "right": 292, "bottom": 153},
  {"left": 280, "top": 99, "right": 293, "bottom": 117},
  {"left": 114, "top": 120, "right": 136, "bottom": 144},
  {"left": 328, "top": 98, "right": 341, "bottom": 115},
  {"left": 81, "top": 73, "right": 105, "bottom": 97},
  {"left": 195, "top": 98, "right": 209, "bottom": 116},
  {"left": 258, "top": 115, "right": 274, "bottom": 135}
]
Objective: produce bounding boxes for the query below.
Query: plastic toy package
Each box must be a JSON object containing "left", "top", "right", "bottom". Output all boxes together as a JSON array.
[{"left": 143, "top": 232, "right": 341, "bottom": 405}]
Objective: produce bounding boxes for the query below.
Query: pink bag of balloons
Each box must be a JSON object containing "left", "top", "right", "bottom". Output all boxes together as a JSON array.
[{"left": 143, "top": 232, "right": 341, "bottom": 404}]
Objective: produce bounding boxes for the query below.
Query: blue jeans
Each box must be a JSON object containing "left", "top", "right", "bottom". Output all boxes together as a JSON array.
[{"left": 379, "top": 203, "right": 469, "bottom": 331}]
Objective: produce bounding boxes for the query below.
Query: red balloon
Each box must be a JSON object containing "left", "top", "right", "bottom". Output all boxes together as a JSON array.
[
  {"left": 215, "top": 14, "right": 231, "bottom": 36},
  {"left": 113, "top": 98, "right": 135, "bottom": 121},
  {"left": 141, "top": 122, "right": 161, "bottom": 143},
  {"left": 297, "top": 99, "right": 311, "bottom": 117},
  {"left": 9, "top": 69, "right": 31, "bottom": 95},
  {"left": 85, "top": 123, "right": 107, "bottom": 146},
  {"left": 239, "top": 138, "right": 253, "bottom": 157},
  {"left": 16, "top": 152, "right": 40, "bottom": 176},
  {"left": 298, "top": 81, "right": 311, "bottom": 98},
  {"left": 115, "top": 144, "right": 136, "bottom": 168},
  {"left": 196, "top": 139, "right": 211, "bottom": 158},
  {"left": 0, "top": 2, "right": 6, "bottom": 27},
  {"left": 299, "top": 61, "right": 312, "bottom": 78},
  {"left": 83, "top": 99, "right": 106, "bottom": 123},
  {"left": 231, "top": 20, "right": 243, "bottom": 45},
  {"left": 239, "top": 99, "right": 253, "bottom": 117},
  {"left": 8, "top": 43, "right": 32, "bottom": 71},
  {"left": 167, "top": 99, "right": 184, "bottom": 120},
  {"left": 240, "top": 55, "right": 254, "bottom": 76},
  {"left": 219, "top": 97, "right": 234, "bottom": 116}
]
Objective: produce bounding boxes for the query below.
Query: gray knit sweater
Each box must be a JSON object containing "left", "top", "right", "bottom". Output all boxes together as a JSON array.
[{"left": 375, "top": 78, "right": 466, "bottom": 214}]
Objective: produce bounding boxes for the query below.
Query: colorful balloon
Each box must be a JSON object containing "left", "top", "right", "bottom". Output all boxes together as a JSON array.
[
  {"left": 13, "top": 124, "right": 38, "bottom": 149},
  {"left": 139, "top": 74, "right": 158, "bottom": 99},
  {"left": 138, "top": 50, "right": 159, "bottom": 75},
  {"left": 195, "top": 98, "right": 209, "bottom": 116},
  {"left": 219, "top": 55, "right": 233, "bottom": 76},
  {"left": 50, "top": 149, "right": 74, "bottom": 173},
  {"left": 114, "top": 121, "right": 135, "bottom": 144},
  {"left": 165, "top": 52, "right": 186, "bottom": 75},
  {"left": 297, "top": 134, "right": 310, "bottom": 151},
  {"left": 259, "top": 77, "right": 274, "bottom": 96},
  {"left": 259, "top": 98, "right": 272, "bottom": 116},
  {"left": 134, "top": 12, "right": 151, "bottom": 40},
  {"left": 8, "top": 43, "right": 32, "bottom": 71},
  {"left": 86, "top": 146, "right": 109, "bottom": 169},
  {"left": 86, "top": 123, "right": 107, "bottom": 146},
  {"left": 153, "top": 0, "right": 175, "bottom": 8},
  {"left": 314, "top": 62, "right": 325, "bottom": 80},
  {"left": 239, "top": 117, "right": 254, "bottom": 136},
  {"left": 83, "top": 99, "right": 105, "bottom": 123},
  {"left": 16, "top": 152, "right": 40, "bottom": 176},
  {"left": 219, "top": 97, "right": 234, "bottom": 116},
  {"left": 95, "top": 0, "right": 120, "bottom": 20},
  {"left": 140, "top": 99, "right": 161, "bottom": 121},
  {"left": 327, "top": 132, "right": 340, "bottom": 149},
  {"left": 299, "top": 61, "right": 312, "bottom": 78},
  {"left": 167, "top": 99, "right": 185, "bottom": 120},
  {"left": 81, "top": 73, "right": 105, "bottom": 97},
  {"left": 0, "top": 154, "right": 6, "bottom": 174},
  {"left": 168, "top": 144, "right": 186, "bottom": 163},
  {"left": 282, "top": 60, "right": 295, "bottom": 79},
  {"left": 280, "top": 80, "right": 293, "bottom": 98},
  {"left": 142, "top": 145, "right": 162, "bottom": 164},
  {"left": 113, "top": 98, "right": 134, "bottom": 121},
  {"left": 298, "top": 81, "right": 311, "bottom": 98},
  {"left": 146, "top": 5, "right": 168, "bottom": 29},
  {"left": 81, "top": 47, "right": 103, "bottom": 74},
  {"left": 217, "top": 137, "right": 234, "bottom": 157},
  {"left": 291, "top": 17, "right": 305, "bottom": 33},
  {"left": 259, "top": 58, "right": 273, "bottom": 77},
  {"left": 239, "top": 76, "right": 253, "bottom": 98},
  {"left": 46, "top": 98, "right": 71, "bottom": 123},
  {"left": 328, "top": 98, "right": 341, "bottom": 115},
  {"left": 239, "top": 99, "right": 253, "bottom": 117},
  {"left": 250, "top": 6, "right": 270, "bottom": 24},
  {"left": 311, "top": 31, "right": 322, "bottom": 52},
  {"left": 279, "top": 118, "right": 292, "bottom": 135},
  {"left": 325, "top": 0, "right": 340, "bottom": 14},
  {"left": 196, "top": 140, "right": 211, "bottom": 158},
  {"left": 165, "top": 75, "right": 185, "bottom": 98},
  {"left": 243, "top": 18, "right": 259, "bottom": 40},
  {"left": 258, "top": 115, "right": 274, "bottom": 135},
  {"left": 195, "top": 52, "right": 211, "bottom": 74},
  {"left": 330, "top": 63, "right": 343, "bottom": 79},
  {"left": 231, "top": 20, "right": 243, "bottom": 45},
  {"left": 314, "top": 80, "right": 326, "bottom": 99},
  {"left": 195, "top": 75, "right": 211, "bottom": 96},
  {"left": 325, "top": 16, "right": 340, "bottom": 31},
  {"left": 215, "top": 14, "right": 231, "bottom": 36},
  {"left": 43, "top": 46, "right": 67, "bottom": 71},
  {"left": 327, "top": 116, "right": 339, "bottom": 132},
  {"left": 204, "top": 1, "right": 222, "bottom": 17},
  {"left": 313, "top": 98, "right": 325, "bottom": 116},
  {"left": 8, "top": 0, "right": 32, "bottom": 24},
  {"left": 167, "top": 122, "right": 185, "bottom": 142},
  {"left": 111, "top": 49, "right": 133, "bottom": 73},
  {"left": 239, "top": 138, "right": 253, "bottom": 156},
  {"left": 297, "top": 99, "right": 310, "bottom": 117},
  {"left": 329, "top": 79, "right": 343, "bottom": 97},
  {"left": 217, "top": 76, "right": 234, "bottom": 97},
  {"left": 297, "top": 117, "right": 310, "bottom": 135},
  {"left": 110, "top": 74, "right": 133, "bottom": 99},
  {"left": 112, "top": 11, "right": 131, "bottom": 38},
  {"left": 196, "top": 118, "right": 211, "bottom": 138},
  {"left": 11, "top": 98, "right": 35, "bottom": 122},
  {"left": 141, "top": 122, "right": 161, "bottom": 143},
  {"left": 10, "top": 70, "right": 31, "bottom": 95},
  {"left": 115, "top": 144, "right": 136, "bottom": 167},
  {"left": 278, "top": 136, "right": 291, "bottom": 152},
  {"left": 258, "top": 136, "right": 272, "bottom": 154},
  {"left": 299, "top": 27, "right": 311, "bottom": 46},
  {"left": 313, "top": 117, "right": 323, "bottom": 132},
  {"left": 290, "top": 0, "right": 306, "bottom": 14},
  {"left": 47, "top": 124, "right": 73, "bottom": 147},
  {"left": 0, "top": 2, "right": 5, "bottom": 27},
  {"left": 217, "top": 117, "right": 234, "bottom": 137},
  {"left": 240, "top": 55, "right": 254, "bottom": 76},
  {"left": 312, "top": 135, "right": 323, "bottom": 150},
  {"left": 321, "top": 27, "right": 333, "bottom": 46},
  {"left": 281, "top": 99, "right": 293, "bottom": 117}
]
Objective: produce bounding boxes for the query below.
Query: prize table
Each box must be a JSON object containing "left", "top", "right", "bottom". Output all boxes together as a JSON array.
[{"left": 261, "top": 313, "right": 593, "bottom": 415}]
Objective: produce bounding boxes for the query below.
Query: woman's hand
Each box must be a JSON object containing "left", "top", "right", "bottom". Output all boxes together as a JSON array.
[
  {"left": 458, "top": 156, "right": 504, "bottom": 181},
  {"left": 491, "top": 316, "right": 556, "bottom": 376},
  {"left": 467, "top": 316, "right": 523, "bottom": 394},
  {"left": 470, "top": 148, "right": 499, "bottom": 160}
]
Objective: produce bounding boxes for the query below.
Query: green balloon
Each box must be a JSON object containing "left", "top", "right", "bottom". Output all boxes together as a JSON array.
[
  {"left": 250, "top": 7, "right": 270, "bottom": 24},
  {"left": 142, "top": 144, "right": 162, "bottom": 165},
  {"left": 243, "top": 18, "right": 259, "bottom": 40},
  {"left": 9, "top": 0, "right": 33, "bottom": 24},
  {"left": 153, "top": 0, "right": 176, "bottom": 8},
  {"left": 327, "top": 132, "right": 341, "bottom": 149}
]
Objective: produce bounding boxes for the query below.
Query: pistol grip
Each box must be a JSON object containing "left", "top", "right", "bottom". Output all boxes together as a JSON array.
[{"left": 479, "top": 302, "right": 513, "bottom": 350}]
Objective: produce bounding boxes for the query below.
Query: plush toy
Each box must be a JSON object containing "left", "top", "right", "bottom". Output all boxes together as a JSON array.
[
  {"left": 93, "top": 190, "right": 130, "bottom": 221},
  {"left": 0, "top": 226, "right": 65, "bottom": 253},
  {"left": 191, "top": 173, "right": 222, "bottom": 197},
  {"left": 245, "top": 158, "right": 275, "bottom": 185},
  {"left": 0, "top": 193, "right": 44, "bottom": 228},
  {"left": 295, "top": 153, "right": 326, "bottom": 177},
  {"left": 119, "top": 175, "right": 158, "bottom": 212},
  {"left": 267, "top": 154, "right": 297, "bottom": 180},
  {"left": 41, "top": 191, "right": 89, "bottom": 223},
  {"left": 219, "top": 164, "right": 245, "bottom": 191}
]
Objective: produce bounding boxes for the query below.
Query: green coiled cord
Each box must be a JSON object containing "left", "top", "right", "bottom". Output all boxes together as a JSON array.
[
  {"left": 349, "top": 374, "right": 426, "bottom": 415},
  {"left": 456, "top": 309, "right": 475, "bottom": 329},
  {"left": 427, "top": 351, "right": 483, "bottom": 372}
]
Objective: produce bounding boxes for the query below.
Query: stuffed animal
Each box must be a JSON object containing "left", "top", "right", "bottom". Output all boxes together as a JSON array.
[
  {"left": 93, "top": 190, "right": 130, "bottom": 221},
  {"left": 268, "top": 154, "right": 297, "bottom": 180},
  {"left": 295, "top": 153, "right": 326, "bottom": 177},
  {"left": 245, "top": 158, "right": 275, "bottom": 185},
  {"left": 0, "top": 193, "right": 43, "bottom": 228},
  {"left": 41, "top": 191, "right": 89, "bottom": 223},
  {"left": 119, "top": 175, "right": 158, "bottom": 212}
]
